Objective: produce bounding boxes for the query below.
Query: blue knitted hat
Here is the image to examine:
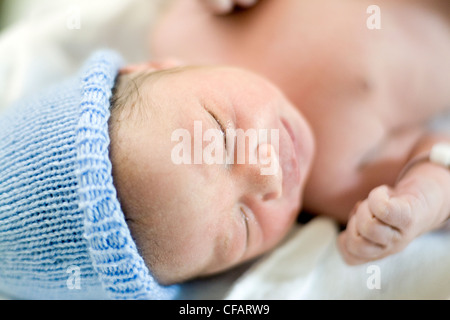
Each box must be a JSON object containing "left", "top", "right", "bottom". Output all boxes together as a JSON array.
[{"left": 0, "top": 51, "right": 179, "bottom": 300}]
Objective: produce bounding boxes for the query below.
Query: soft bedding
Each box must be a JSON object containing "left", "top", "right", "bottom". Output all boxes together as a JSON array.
[{"left": 0, "top": 0, "right": 449, "bottom": 300}]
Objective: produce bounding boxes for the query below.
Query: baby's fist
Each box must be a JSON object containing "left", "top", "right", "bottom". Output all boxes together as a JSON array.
[
  {"left": 199, "top": 0, "right": 259, "bottom": 15},
  {"left": 337, "top": 185, "right": 419, "bottom": 265}
]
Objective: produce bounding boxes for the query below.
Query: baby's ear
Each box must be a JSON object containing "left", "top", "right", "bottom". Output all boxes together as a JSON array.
[{"left": 120, "top": 59, "right": 185, "bottom": 75}]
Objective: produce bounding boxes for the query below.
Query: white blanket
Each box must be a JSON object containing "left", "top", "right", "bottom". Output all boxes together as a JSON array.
[
  {"left": 225, "top": 218, "right": 450, "bottom": 299},
  {"left": 0, "top": 0, "right": 164, "bottom": 112},
  {"left": 0, "top": 0, "right": 449, "bottom": 300}
]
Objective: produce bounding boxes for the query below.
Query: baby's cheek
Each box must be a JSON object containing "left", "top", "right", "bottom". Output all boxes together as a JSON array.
[
  {"left": 143, "top": 223, "right": 219, "bottom": 284},
  {"left": 262, "top": 202, "right": 298, "bottom": 239}
]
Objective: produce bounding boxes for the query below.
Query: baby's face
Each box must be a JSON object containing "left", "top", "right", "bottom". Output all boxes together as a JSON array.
[{"left": 109, "top": 65, "right": 315, "bottom": 284}]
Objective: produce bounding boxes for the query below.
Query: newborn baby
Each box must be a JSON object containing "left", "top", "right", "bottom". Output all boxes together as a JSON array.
[
  {"left": 151, "top": 0, "right": 450, "bottom": 270},
  {"left": 1, "top": 0, "right": 450, "bottom": 300},
  {"left": 0, "top": 50, "right": 313, "bottom": 299},
  {"left": 111, "top": 59, "right": 450, "bottom": 288},
  {"left": 108, "top": 62, "right": 314, "bottom": 284}
]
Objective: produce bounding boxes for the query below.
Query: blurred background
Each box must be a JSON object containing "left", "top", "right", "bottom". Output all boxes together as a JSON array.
[
  {"left": 0, "top": 0, "right": 5, "bottom": 29},
  {"left": 0, "top": 0, "right": 159, "bottom": 111},
  {"left": 1, "top": 0, "right": 36, "bottom": 30},
  {"left": 0, "top": 0, "right": 73, "bottom": 31},
  {"left": 0, "top": 0, "right": 26, "bottom": 30}
]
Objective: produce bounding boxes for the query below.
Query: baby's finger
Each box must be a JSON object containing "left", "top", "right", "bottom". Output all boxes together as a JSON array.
[
  {"left": 354, "top": 200, "right": 400, "bottom": 247},
  {"left": 337, "top": 231, "right": 369, "bottom": 265},
  {"left": 368, "top": 185, "right": 413, "bottom": 231},
  {"left": 340, "top": 215, "right": 386, "bottom": 263},
  {"left": 348, "top": 201, "right": 362, "bottom": 219}
]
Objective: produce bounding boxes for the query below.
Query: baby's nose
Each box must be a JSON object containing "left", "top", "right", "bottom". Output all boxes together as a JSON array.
[{"left": 249, "top": 143, "right": 283, "bottom": 201}]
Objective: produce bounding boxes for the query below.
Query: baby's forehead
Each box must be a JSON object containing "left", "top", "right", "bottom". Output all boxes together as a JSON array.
[
  {"left": 114, "top": 67, "right": 187, "bottom": 101},
  {"left": 110, "top": 69, "right": 160, "bottom": 119},
  {"left": 109, "top": 66, "right": 196, "bottom": 130},
  {"left": 111, "top": 65, "right": 268, "bottom": 118}
]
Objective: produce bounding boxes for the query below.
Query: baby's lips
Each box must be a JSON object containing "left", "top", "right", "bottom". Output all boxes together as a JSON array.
[
  {"left": 258, "top": 143, "right": 282, "bottom": 199},
  {"left": 280, "top": 118, "right": 301, "bottom": 185}
]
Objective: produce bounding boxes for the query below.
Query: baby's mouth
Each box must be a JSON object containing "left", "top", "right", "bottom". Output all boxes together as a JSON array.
[{"left": 280, "top": 117, "right": 302, "bottom": 189}]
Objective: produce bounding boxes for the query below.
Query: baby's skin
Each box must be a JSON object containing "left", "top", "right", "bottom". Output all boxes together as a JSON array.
[
  {"left": 151, "top": 0, "right": 450, "bottom": 269},
  {"left": 109, "top": 64, "right": 315, "bottom": 284},
  {"left": 339, "top": 137, "right": 450, "bottom": 265},
  {"left": 108, "top": 0, "right": 450, "bottom": 284}
]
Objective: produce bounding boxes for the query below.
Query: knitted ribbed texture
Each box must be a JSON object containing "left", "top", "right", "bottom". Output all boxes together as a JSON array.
[{"left": 0, "top": 51, "right": 179, "bottom": 300}]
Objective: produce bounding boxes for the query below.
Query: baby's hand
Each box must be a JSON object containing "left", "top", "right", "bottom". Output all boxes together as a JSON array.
[
  {"left": 338, "top": 181, "right": 444, "bottom": 265},
  {"left": 199, "top": 0, "right": 259, "bottom": 15}
]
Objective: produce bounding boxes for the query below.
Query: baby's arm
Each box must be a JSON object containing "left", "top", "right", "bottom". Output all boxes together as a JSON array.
[
  {"left": 338, "top": 133, "right": 450, "bottom": 265},
  {"left": 199, "top": 0, "right": 259, "bottom": 15}
]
